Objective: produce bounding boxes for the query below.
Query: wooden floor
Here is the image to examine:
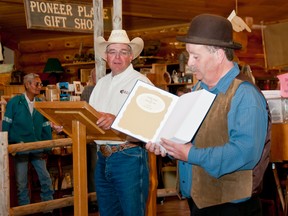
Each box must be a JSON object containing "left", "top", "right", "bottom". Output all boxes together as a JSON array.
[
  {"left": 53, "top": 195, "right": 190, "bottom": 216},
  {"left": 156, "top": 196, "right": 190, "bottom": 216}
]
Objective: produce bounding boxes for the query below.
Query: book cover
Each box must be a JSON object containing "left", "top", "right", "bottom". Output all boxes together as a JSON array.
[{"left": 111, "top": 80, "right": 216, "bottom": 146}]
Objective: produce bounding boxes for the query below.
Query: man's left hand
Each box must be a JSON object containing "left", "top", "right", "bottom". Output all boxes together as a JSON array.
[
  {"left": 146, "top": 138, "right": 192, "bottom": 161},
  {"left": 160, "top": 138, "right": 192, "bottom": 161}
]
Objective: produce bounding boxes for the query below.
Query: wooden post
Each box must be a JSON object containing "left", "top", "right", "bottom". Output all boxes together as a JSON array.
[
  {"left": 93, "top": 0, "right": 106, "bottom": 81},
  {"left": 0, "top": 132, "right": 9, "bottom": 216},
  {"left": 113, "top": 0, "right": 122, "bottom": 30},
  {"left": 146, "top": 153, "right": 158, "bottom": 216},
  {"left": 72, "top": 120, "right": 88, "bottom": 216}
]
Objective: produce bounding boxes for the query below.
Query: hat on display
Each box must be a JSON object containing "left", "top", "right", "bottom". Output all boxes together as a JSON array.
[
  {"left": 177, "top": 14, "right": 242, "bottom": 50},
  {"left": 95, "top": 29, "right": 144, "bottom": 61}
]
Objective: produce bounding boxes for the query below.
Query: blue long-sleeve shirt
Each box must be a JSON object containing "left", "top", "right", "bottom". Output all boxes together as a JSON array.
[{"left": 179, "top": 63, "right": 268, "bottom": 198}]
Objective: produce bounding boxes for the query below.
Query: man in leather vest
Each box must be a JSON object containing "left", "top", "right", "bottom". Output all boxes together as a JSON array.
[{"left": 146, "top": 14, "right": 270, "bottom": 216}]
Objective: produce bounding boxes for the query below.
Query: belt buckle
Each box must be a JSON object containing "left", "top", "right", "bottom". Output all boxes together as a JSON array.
[{"left": 103, "top": 145, "right": 112, "bottom": 157}]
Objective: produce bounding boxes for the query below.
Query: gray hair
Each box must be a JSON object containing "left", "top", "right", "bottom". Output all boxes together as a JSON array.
[
  {"left": 204, "top": 45, "right": 234, "bottom": 61},
  {"left": 106, "top": 44, "right": 132, "bottom": 52},
  {"left": 23, "top": 73, "right": 40, "bottom": 85}
]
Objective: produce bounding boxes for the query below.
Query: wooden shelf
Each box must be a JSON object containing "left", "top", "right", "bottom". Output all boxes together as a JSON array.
[{"left": 62, "top": 62, "right": 95, "bottom": 67}]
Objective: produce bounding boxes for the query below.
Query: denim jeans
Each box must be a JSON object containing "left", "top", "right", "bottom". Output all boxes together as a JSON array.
[
  {"left": 14, "top": 153, "right": 54, "bottom": 205},
  {"left": 95, "top": 146, "right": 149, "bottom": 216}
]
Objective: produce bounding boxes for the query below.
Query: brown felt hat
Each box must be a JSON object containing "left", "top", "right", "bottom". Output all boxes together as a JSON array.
[{"left": 177, "top": 14, "right": 242, "bottom": 50}]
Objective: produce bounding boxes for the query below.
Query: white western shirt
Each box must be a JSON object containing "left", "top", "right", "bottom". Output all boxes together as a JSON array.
[{"left": 89, "top": 64, "right": 153, "bottom": 144}]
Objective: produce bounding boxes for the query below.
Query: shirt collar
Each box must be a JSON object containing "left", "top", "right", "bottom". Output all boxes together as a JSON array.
[{"left": 24, "top": 92, "right": 35, "bottom": 104}]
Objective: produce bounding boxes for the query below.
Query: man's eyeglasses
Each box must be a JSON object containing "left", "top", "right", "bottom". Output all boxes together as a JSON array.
[
  {"left": 31, "top": 82, "right": 43, "bottom": 87},
  {"left": 106, "top": 49, "right": 131, "bottom": 57}
]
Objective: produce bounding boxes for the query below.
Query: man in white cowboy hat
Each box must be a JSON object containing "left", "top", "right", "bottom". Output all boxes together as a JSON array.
[
  {"left": 146, "top": 14, "right": 270, "bottom": 216},
  {"left": 89, "top": 29, "right": 152, "bottom": 216}
]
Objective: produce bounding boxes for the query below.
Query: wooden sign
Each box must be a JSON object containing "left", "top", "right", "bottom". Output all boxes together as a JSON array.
[{"left": 23, "top": 0, "right": 112, "bottom": 33}]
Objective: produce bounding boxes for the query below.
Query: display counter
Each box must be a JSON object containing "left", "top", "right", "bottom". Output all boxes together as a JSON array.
[{"left": 271, "top": 123, "right": 288, "bottom": 215}]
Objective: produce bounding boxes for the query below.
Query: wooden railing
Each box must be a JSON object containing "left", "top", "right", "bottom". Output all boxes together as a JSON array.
[{"left": 0, "top": 124, "right": 157, "bottom": 216}]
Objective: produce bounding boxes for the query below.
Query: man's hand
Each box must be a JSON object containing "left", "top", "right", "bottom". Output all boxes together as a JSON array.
[
  {"left": 160, "top": 138, "right": 192, "bottom": 161},
  {"left": 50, "top": 122, "right": 63, "bottom": 133},
  {"left": 146, "top": 141, "right": 167, "bottom": 157},
  {"left": 96, "top": 112, "right": 116, "bottom": 130},
  {"left": 146, "top": 138, "right": 192, "bottom": 161},
  {"left": 227, "top": 10, "right": 251, "bottom": 32}
]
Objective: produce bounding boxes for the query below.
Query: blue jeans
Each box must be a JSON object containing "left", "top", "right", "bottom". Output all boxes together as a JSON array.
[
  {"left": 14, "top": 154, "right": 54, "bottom": 205},
  {"left": 95, "top": 146, "right": 149, "bottom": 216}
]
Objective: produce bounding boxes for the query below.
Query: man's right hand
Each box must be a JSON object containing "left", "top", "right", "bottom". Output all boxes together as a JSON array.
[{"left": 96, "top": 112, "right": 116, "bottom": 130}]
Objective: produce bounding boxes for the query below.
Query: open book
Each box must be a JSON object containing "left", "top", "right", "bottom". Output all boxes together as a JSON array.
[{"left": 111, "top": 80, "right": 216, "bottom": 150}]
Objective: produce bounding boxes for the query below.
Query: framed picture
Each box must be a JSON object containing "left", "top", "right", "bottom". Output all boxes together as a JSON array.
[
  {"left": 73, "top": 81, "right": 82, "bottom": 94},
  {"left": 80, "top": 68, "right": 92, "bottom": 83}
]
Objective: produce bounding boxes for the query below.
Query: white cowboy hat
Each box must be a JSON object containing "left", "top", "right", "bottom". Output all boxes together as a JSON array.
[{"left": 95, "top": 29, "right": 144, "bottom": 61}]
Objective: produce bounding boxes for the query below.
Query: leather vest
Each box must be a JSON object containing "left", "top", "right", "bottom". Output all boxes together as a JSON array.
[{"left": 191, "top": 76, "right": 271, "bottom": 209}]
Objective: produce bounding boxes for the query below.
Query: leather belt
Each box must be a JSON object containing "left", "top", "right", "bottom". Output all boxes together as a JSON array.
[{"left": 99, "top": 142, "right": 144, "bottom": 157}]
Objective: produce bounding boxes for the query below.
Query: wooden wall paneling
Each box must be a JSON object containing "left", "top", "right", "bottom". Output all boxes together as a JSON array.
[
  {"left": 18, "top": 49, "right": 82, "bottom": 66},
  {"left": 18, "top": 36, "right": 94, "bottom": 53},
  {"left": 3, "top": 85, "right": 25, "bottom": 96},
  {"left": 235, "top": 29, "right": 266, "bottom": 71},
  {"left": 17, "top": 36, "right": 96, "bottom": 76},
  {"left": 20, "top": 65, "right": 44, "bottom": 74}
]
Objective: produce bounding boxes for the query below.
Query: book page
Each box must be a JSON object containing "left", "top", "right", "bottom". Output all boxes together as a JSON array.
[
  {"left": 157, "top": 89, "right": 216, "bottom": 144},
  {"left": 157, "top": 91, "right": 198, "bottom": 142},
  {"left": 112, "top": 80, "right": 178, "bottom": 142},
  {"left": 172, "top": 89, "right": 216, "bottom": 142}
]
